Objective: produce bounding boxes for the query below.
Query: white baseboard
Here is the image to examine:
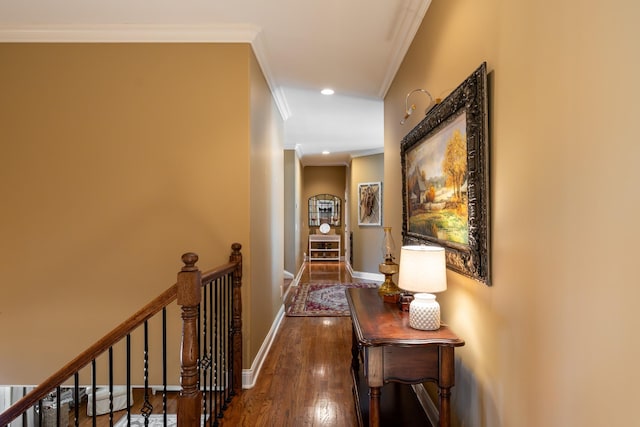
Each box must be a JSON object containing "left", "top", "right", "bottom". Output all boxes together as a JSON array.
[
  {"left": 293, "top": 264, "right": 304, "bottom": 285},
  {"left": 351, "top": 270, "right": 384, "bottom": 283},
  {"left": 345, "top": 261, "right": 384, "bottom": 283},
  {"left": 241, "top": 305, "right": 285, "bottom": 389}
]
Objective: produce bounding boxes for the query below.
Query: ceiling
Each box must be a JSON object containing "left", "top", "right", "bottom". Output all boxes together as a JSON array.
[{"left": 0, "top": 0, "right": 431, "bottom": 166}]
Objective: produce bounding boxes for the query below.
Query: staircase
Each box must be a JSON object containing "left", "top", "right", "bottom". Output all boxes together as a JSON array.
[{"left": 0, "top": 243, "right": 243, "bottom": 427}]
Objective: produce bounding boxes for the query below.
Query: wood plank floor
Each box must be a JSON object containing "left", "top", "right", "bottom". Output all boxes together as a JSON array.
[
  {"left": 221, "top": 261, "right": 363, "bottom": 426},
  {"left": 47, "top": 262, "right": 365, "bottom": 426}
]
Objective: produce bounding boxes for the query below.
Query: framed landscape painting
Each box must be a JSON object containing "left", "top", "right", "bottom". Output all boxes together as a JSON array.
[{"left": 401, "top": 62, "right": 491, "bottom": 285}]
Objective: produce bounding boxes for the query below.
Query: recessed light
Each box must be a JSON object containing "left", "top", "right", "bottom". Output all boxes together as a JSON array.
[{"left": 321, "top": 88, "right": 335, "bottom": 95}]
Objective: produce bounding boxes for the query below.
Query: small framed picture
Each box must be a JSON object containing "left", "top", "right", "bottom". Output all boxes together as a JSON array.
[{"left": 358, "top": 182, "right": 382, "bottom": 226}]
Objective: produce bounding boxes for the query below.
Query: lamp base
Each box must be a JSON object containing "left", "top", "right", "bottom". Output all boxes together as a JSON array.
[{"left": 409, "top": 293, "right": 440, "bottom": 330}]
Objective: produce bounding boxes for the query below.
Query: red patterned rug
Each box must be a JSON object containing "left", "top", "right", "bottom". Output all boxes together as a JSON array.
[{"left": 286, "top": 282, "right": 379, "bottom": 317}]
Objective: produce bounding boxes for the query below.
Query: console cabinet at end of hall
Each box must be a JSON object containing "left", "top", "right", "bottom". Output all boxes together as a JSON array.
[{"left": 308, "top": 234, "right": 341, "bottom": 262}]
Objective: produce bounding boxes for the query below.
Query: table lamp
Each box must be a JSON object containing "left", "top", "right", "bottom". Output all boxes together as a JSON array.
[{"left": 397, "top": 245, "right": 447, "bottom": 330}]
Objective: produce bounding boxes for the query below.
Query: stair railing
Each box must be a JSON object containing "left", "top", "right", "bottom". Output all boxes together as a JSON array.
[{"left": 0, "top": 243, "right": 242, "bottom": 427}]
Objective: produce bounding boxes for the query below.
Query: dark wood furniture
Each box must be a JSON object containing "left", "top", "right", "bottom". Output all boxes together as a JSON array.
[{"left": 346, "top": 288, "right": 465, "bottom": 427}]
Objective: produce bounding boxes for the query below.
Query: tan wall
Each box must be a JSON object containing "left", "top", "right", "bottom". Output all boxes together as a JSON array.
[
  {"left": 350, "top": 154, "right": 384, "bottom": 272},
  {"left": 302, "top": 166, "right": 346, "bottom": 257},
  {"left": 0, "top": 43, "right": 254, "bottom": 384},
  {"left": 248, "top": 49, "right": 285, "bottom": 366},
  {"left": 385, "top": 1, "right": 640, "bottom": 426}
]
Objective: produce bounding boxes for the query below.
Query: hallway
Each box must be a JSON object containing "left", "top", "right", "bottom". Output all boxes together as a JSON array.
[{"left": 221, "top": 262, "right": 361, "bottom": 426}]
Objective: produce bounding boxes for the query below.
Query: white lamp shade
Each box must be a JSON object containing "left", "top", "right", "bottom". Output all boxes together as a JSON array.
[{"left": 397, "top": 245, "right": 447, "bottom": 293}]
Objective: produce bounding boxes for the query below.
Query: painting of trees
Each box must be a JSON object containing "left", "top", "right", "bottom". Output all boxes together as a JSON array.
[
  {"left": 442, "top": 129, "right": 467, "bottom": 202},
  {"left": 403, "top": 112, "right": 469, "bottom": 245},
  {"left": 400, "top": 62, "right": 490, "bottom": 284}
]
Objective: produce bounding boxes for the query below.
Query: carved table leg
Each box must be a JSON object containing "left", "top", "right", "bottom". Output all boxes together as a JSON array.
[
  {"left": 439, "top": 386, "right": 451, "bottom": 427},
  {"left": 369, "top": 386, "right": 381, "bottom": 427},
  {"left": 438, "top": 346, "right": 455, "bottom": 427}
]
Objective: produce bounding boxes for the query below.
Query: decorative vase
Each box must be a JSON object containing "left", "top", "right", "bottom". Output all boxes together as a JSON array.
[{"left": 409, "top": 293, "right": 441, "bottom": 330}]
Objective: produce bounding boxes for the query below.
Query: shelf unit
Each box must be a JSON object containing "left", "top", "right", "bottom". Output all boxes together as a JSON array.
[{"left": 308, "top": 234, "right": 341, "bottom": 262}]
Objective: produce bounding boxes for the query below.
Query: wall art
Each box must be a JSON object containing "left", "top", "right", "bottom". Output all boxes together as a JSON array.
[
  {"left": 358, "top": 182, "right": 382, "bottom": 226},
  {"left": 401, "top": 62, "right": 490, "bottom": 284}
]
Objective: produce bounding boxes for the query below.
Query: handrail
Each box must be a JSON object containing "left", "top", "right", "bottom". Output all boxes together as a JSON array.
[
  {"left": 201, "top": 261, "right": 237, "bottom": 283},
  {"left": 0, "top": 243, "right": 243, "bottom": 427},
  {"left": 0, "top": 285, "right": 178, "bottom": 425}
]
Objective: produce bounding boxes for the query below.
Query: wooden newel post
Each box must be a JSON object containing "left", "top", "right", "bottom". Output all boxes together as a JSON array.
[
  {"left": 177, "top": 252, "right": 202, "bottom": 427},
  {"left": 230, "top": 243, "right": 243, "bottom": 395}
]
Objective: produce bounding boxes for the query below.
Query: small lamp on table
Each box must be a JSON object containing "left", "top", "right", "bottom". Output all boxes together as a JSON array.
[
  {"left": 378, "top": 227, "right": 400, "bottom": 297},
  {"left": 397, "top": 245, "right": 447, "bottom": 330}
]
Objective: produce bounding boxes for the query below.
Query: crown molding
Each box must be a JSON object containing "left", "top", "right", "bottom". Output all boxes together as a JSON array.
[
  {"left": 377, "top": 0, "right": 432, "bottom": 98},
  {"left": 0, "top": 23, "right": 291, "bottom": 121},
  {"left": 350, "top": 147, "right": 385, "bottom": 159},
  {"left": 250, "top": 30, "right": 291, "bottom": 121},
  {"left": 0, "top": 23, "right": 260, "bottom": 42}
]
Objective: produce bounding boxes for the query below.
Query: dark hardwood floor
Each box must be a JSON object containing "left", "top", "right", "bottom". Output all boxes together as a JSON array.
[
  {"left": 221, "top": 261, "right": 361, "bottom": 426},
  {"left": 53, "top": 261, "right": 362, "bottom": 426}
]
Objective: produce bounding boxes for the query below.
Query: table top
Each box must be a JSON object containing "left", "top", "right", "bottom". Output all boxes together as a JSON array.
[{"left": 346, "top": 288, "right": 465, "bottom": 347}]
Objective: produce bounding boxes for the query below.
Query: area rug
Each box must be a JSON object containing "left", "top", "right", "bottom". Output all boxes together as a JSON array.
[{"left": 286, "top": 282, "right": 379, "bottom": 317}]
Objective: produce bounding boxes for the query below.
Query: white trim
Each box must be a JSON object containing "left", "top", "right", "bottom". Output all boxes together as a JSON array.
[
  {"left": 0, "top": 23, "right": 260, "bottom": 43},
  {"left": 0, "top": 23, "right": 291, "bottom": 122},
  {"left": 241, "top": 305, "right": 285, "bottom": 389},
  {"left": 0, "top": 387, "right": 11, "bottom": 413},
  {"left": 350, "top": 147, "right": 385, "bottom": 159},
  {"left": 346, "top": 259, "right": 385, "bottom": 283},
  {"left": 294, "top": 264, "right": 305, "bottom": 284},
  {"left": 282, "top": 265, "right": 304, "bottom": 301},
  {"left": 350, "top": 270, "right": 385, "bottom": 283},
  {"left": 378, "top": 0, "right": 432, "bottom": 98},
  {"left": 250, "top": 31, "right": 291, "bottom": 121}
]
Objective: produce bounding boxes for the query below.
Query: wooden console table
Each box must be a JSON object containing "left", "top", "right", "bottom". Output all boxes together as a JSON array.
[{"left": 346, "top": 288, "right": 465, "bottom": 427}]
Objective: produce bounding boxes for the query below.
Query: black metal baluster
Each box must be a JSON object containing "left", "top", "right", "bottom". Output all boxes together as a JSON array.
[
  {"left": 162, "top": 307, "right": 168, "bottom": 426},
  {"left": 215, "top": 279, "right": 224, "bottom": 423},
  {"left": 141, "top": 320, "right": 152, "bottom": 426},
  {"left": 223, "top": 276, "right": 230, "bottom": 408},
  {"left": 201, "top": 281, "right": 208, "bottom": 424},
  {"left": 210, "top": 280, "right": 216, "bottom": 426},
  {"left": 56, "top": 386, "right": 61, "bottom": 427},
  {"left": 220, "top": 276, "right": 226, "bottom": 410},
  {"left": 74, "top": 372, "right": 80, "bottom": 427},
  {"left": 226, "top": 274, "right": 233, "bottom": 401},
  {"left": 229, "top": 275, "right": 234, "bottom": 402},
  {"left": 22, "top": 387, "right": 28, "bottom": 427},
  {"left": 109, "top": 347, "right": 114, "bottom": 426},
  {"left": 126, "top": 334, "right": 132, "bottom": 426},
  {"left": 229, "top": 272, "right": 236, "bottom": 398},
  {"left": 210, "top": 281, "right": 218, "bottom": 425},
  {"left": 230, "top": 273, "right": 236, "bottom": 398},
  {"left": 91, "top": 360, "right": 97, "bottom": 427},
  {"left": 37, "top": 398, "right": 42, "bottom": 427}
]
